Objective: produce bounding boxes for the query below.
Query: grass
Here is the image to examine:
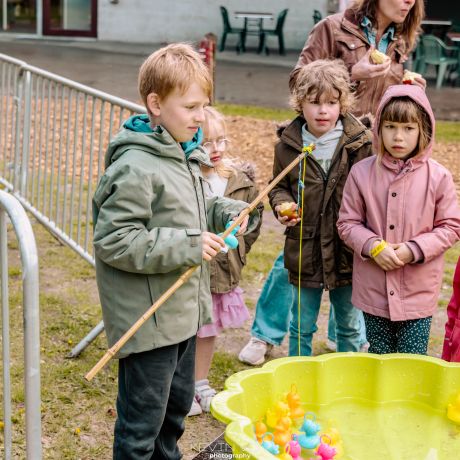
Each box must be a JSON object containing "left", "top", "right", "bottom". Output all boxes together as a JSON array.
[{"left": 215, "top": 102, "right": 295, "bottom": 121}]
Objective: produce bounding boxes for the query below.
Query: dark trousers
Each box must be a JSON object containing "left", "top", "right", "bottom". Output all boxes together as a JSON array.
[
  {"left": 363, "top": 312, "right": 432, "bottom": 355},
  {"left": 113, "top": 336, "right": 196, "bottom": 460}
]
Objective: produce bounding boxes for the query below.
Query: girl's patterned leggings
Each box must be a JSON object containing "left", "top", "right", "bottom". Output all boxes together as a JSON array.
[{"left": 363, "top": 312, "right": 432, "bottom": 354}]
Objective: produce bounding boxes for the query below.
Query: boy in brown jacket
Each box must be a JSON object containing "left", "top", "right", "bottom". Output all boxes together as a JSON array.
[{"left": 269, "top": 59, "right": 372, "bottom": 356}]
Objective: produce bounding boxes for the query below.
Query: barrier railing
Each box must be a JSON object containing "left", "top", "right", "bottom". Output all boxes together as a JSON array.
[
  {"left": 0, "top": 53, "right": 146, "bottom": 356},
  {"left": 0, "top": 190, "right": 41, "bottom": 459}
]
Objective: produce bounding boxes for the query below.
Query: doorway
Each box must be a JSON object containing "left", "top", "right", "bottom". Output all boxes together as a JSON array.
[
  {"left": 1, "top": 0, "right": 37, "bottom": 33},
  {"left": 43, "top": 0, "right": 96, "bottom": 37}
]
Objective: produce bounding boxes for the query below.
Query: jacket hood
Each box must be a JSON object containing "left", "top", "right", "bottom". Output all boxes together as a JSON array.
[
  {"left": 373, "top": 85, "right": 435, "bottom": 163},
  {"left": 105, "top": 114, "right": 207, "bottom": 169}
]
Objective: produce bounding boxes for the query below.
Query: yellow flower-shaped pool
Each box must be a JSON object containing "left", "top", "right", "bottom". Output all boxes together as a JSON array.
[{"left": 211, "top": 353, "right": 460, "bottom": 460}]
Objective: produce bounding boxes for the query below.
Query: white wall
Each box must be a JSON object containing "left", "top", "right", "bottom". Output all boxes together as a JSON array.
[{"left": 98, "top": 0, "right": 328, "bottom": 50}]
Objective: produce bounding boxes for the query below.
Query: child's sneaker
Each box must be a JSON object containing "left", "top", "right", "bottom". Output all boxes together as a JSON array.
[
  {"left": 238, "top": 337, "right": 273, "bottom": 365},
  {"left": 195, "top": 379, "right": 216, "bottom": 412},
  {"left": 187, "top": 395, "right": 202, "bottom": 417}
]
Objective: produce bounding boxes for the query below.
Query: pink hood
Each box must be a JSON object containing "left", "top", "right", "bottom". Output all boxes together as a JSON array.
[{"left": 373, "top": 84, "right": 435, "bottom": 162}]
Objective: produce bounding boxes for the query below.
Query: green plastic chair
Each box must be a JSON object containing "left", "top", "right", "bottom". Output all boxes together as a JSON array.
[
  {"left": 259, "top": 9, "right": 289, "bottom": 55},
  {"left": 313, "top": 9, "right": 322, "bottom": 25},
  {"left": 219, "top": 6, "right": 245, "bottom": 52},
  {"left": 420, "top": 34, "right": 459, "bottom": 89}
]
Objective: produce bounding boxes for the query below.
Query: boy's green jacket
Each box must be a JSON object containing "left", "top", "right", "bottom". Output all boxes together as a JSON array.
[{"left": 92, "top": 118, "right": 257, "bottom": 358}]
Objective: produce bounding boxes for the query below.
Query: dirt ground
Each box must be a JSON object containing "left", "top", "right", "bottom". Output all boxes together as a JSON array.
[{"left": 177, "top": 116, "right": 460, "bottom": 459}]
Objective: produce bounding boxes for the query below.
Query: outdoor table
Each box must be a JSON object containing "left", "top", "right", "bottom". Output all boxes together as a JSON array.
[
  {"left": 422, "top": 19, "right": 453, "bottom": 40},
  {"left": 234, "top": 11, "right": 274, "bottom": 53},
  {"left": 447, "top": 32, "right": 460, "bottom": 43}
]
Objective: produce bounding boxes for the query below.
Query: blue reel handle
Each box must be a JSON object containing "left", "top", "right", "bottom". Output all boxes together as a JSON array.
[{"left": 218, "top": 222, "right": 240, "bottom": 251}]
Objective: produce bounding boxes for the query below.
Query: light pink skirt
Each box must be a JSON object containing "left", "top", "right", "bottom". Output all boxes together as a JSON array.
[{"left": 197, "top": 287, "right": 250, "bottom": 338}]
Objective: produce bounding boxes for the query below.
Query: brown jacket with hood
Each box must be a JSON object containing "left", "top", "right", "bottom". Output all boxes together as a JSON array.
[
  {"left": 290, "top": 9, "right": 409, "bottom": 116},
  {"left": 209, "top": 165, "right": 263, "bottom": 293},
  {"left": 268, "top": 113, "right": 372, "bottom": 289}
]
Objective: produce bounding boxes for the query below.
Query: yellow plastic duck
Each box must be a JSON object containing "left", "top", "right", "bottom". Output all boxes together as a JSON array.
[
  {"left": 447, "top": 392, "right": 460, "bottom": 424},
  {"left": 285, "top": 384, "right": 305, "bottom": 422}
]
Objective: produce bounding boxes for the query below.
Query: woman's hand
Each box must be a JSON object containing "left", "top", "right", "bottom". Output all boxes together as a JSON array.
[
  {"left": 275, "top": 203, "right": 301, "bottom": 227},
  {"left": 410, "top": 75, "right": 427, "bottom": 90},
  {"left": 202, "top": 232, "right": 225, "bottom": 261},
  {"left": 350, "top": 47, "right": 391, "bottom": 81},
  {"left": 371, "top": 241, "right": 405, "bottom": 271}
]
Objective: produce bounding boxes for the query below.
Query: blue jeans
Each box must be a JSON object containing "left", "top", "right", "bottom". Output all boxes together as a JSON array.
[
  {"left": 328, "top": 308, "right": 367, "bottom": 347},
  {"left": 251, "top": 251, "right": 366, "bottom": 349},
  {"left": 251, "top": 251, "right": 292, "bottom": 346},
  {"left": 290, "top": 285, "right": 361, "bottom": 356}
]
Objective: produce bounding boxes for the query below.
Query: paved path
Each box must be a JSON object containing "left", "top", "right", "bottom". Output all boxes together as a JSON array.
[{"left": 1, "top": 38, "right": 459, "bottom": 120}]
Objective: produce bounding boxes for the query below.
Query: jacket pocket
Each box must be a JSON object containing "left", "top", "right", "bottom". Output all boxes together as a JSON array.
[
  {"left": 335, "top": 35, "right": 367, "bottom": 69},
  {"left": 337, "top": 241, "right": 354, "bottom": 276},
  {"left": 284, "top": 224, "right": 317, "bottom": 276},
  {"left": 146, "top": 276, "right": 159, "bottom": 328}
]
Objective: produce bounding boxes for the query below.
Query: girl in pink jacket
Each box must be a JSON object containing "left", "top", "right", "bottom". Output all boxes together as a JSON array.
[
  {"left": 337, "top": 84, "right": 460, "bottom": 355},
  {"left": 442, "top": 257, "right": 460, "bottom": 362}
]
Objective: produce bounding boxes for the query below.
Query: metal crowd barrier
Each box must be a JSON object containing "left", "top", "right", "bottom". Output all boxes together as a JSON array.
[
  {"left": 0, "top": 190, "right": 41, "bottom": 459},
  {"left": 0, "top": 53, "right": 146, "bottom": 356}
]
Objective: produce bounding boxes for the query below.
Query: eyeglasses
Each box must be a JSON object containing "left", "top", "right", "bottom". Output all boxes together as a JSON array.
[{"left": 202, "top": 138, "right": 228, "bottom": 153}]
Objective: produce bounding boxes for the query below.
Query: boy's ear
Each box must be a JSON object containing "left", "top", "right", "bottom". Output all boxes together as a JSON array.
[{"left": 147, "top": 93, "right": 161, "bottom": 117}]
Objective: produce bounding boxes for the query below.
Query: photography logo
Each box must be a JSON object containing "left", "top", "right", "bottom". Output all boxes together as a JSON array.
[{"left": 192, "top": 434, "right": 249, "bottom": 460}]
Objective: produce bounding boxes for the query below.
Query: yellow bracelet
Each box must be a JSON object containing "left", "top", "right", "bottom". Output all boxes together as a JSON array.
[{"left": 370, "top": 240, "right": 387, "bottom": 258}]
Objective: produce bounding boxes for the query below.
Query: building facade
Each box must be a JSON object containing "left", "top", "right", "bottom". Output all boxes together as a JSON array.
[{"left": 0, "top": 0, "right": 327, "bottom": 50}]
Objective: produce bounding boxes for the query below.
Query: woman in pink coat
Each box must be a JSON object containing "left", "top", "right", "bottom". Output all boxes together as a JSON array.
[
  {"left": 442, "top": 257, "right": 460, "bottom": 362},
  {"left": 337, "top": 84, "right": 460, "bottom": 354}
]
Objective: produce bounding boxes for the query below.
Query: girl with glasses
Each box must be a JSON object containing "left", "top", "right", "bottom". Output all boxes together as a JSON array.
[{"left": 188, "top": 106, "right": 264, "bottom": 416}]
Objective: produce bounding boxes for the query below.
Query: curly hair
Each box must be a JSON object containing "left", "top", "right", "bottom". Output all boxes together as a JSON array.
[{"left": 290, "top": 59, "right": 355, "bottom": 115}]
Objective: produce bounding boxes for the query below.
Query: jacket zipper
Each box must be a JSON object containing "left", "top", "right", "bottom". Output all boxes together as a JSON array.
[{"left": 185, "top": 158, "right": 205, "bottom": 327}]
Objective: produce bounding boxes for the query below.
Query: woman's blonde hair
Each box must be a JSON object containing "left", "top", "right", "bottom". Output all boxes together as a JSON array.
[
  {"left": 377, "top": 96, "right": 432, "bottom": 162},
  {"left": 350, "top": 0, "right": 425, "bottom": 52},
  {"left": 203, "top": 106, "right": 234, "bottom": 179},
  {"left": 290, "top": 59, "right": 355, "bottom": 115}
]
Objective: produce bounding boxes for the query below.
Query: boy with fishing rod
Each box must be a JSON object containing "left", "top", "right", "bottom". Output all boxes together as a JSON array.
[
  {"left": 269, "top": 59, "right": 373, "bottom": 357},
  {"left": 90, "top": 43, "right": 261, "bottom": 459}
]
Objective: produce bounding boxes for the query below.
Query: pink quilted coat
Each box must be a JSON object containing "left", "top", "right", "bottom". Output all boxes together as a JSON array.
[{"left": 337, "top": 85, "right": 460, "bottom": 321}]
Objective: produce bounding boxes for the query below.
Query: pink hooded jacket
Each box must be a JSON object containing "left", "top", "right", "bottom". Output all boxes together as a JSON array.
[
  {"left": 337, "top": 85, "right": 460, "bottom": 321},
  {"left": 442, "top": 256, "right": 460, "bottom": 362}
]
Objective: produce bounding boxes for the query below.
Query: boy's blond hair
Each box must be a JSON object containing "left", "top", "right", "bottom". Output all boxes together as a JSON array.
[
  {"left": 377, "top": 96, "right": 432, "bottom": 163},
  {"left": 290, "top": 59, "right": 355, "bottom": 115},
  {"left": 203, "top": 106, "right": 234, "bottom": 179},
  {"left": 138, "top": 43, "right": 213, "bottom": 112}
]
